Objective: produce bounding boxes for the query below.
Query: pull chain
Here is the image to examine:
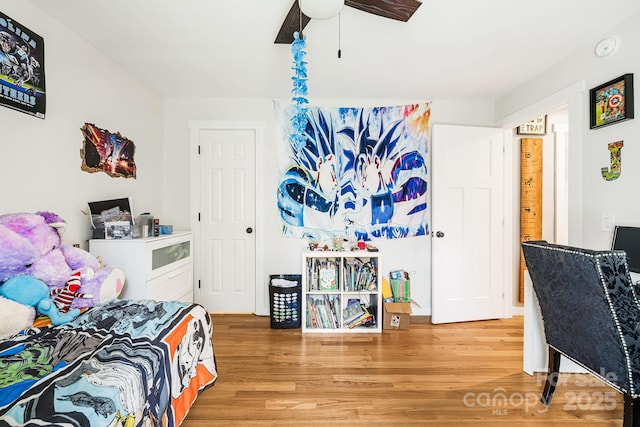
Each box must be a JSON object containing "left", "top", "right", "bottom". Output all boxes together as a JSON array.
[
  {"left": 338, "top": 12, "right": 342, "bottom": 58},
  {"left": 299, "top": 6, "right": 303, "bottom": 38}
]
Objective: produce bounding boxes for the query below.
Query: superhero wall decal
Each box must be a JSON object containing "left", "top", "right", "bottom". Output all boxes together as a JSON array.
[
  {"left": 275, "top": 102, "right": 431, "bottom": 241},
  {"left": 80, "top": 123, "right": 137, "bottom": 179}
]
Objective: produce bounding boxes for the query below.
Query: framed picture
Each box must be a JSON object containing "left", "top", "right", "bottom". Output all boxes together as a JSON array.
[
  {"left": 105, "top": 221, "right": 132, "bottom": 239},
  {"left": 590, "top": 73, "right": 634, "bottom": 129},
  {"left": 517, "top": 116, "right": 547, "bottom": 135}
]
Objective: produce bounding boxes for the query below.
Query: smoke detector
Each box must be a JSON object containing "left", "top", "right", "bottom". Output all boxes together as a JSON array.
[{"left": 594, "top": 36, "right": 620, "bottom": 58}]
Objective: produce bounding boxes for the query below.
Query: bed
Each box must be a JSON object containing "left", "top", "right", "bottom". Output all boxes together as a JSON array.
[{"left": 0, "top": 298, "right": 217, "bottom": 426}]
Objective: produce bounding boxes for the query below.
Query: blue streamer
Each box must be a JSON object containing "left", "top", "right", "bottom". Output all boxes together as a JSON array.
[{"left": 290, "top": 31, "right": 309, "bottom": 152}]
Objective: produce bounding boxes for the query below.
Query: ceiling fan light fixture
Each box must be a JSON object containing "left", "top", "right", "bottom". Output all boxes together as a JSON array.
[{"left": 299, "top": 0, "right": 344, "bottom": 20}]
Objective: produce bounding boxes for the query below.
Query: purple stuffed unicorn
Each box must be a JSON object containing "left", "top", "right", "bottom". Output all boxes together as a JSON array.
[{"left": 0, "top": 211, "right": 125, "bottom": 311}]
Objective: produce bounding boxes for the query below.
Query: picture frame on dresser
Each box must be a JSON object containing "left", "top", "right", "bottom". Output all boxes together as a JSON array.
[{"left": 105, "top": 221, "right": 132, "bottom": 239}]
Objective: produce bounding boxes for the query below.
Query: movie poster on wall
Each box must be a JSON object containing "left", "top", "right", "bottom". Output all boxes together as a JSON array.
[{"left": 0, "top": 11, "right": 46, "bottom": 118}]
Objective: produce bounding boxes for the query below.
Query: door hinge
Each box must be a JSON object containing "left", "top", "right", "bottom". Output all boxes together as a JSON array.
[
  {"left": 198, "top": 212, "right": 201, "bottom": 222},
  {"left": 198, "top": 145, "right": 201, "bottom": 155},
  {"left": 198, "top": 279, "right": 201, "bottom": 289}
]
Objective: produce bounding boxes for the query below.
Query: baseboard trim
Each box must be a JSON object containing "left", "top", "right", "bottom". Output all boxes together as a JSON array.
[{"left": 409, "top": 315, "right": 431, "bottom": 324}]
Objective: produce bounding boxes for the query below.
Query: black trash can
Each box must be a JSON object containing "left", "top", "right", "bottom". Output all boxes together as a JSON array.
[{"left": 269, "top": 274, "right": 302, "bottom": 329}]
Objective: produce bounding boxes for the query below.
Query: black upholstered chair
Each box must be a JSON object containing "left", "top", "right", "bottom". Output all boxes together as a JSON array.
[{"left": 522, "top": 240, "right": 640, "bottom": 427}]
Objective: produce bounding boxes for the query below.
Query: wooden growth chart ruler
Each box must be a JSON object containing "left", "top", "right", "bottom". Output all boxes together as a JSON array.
[{"left": 519, "top": 138, "right": 543, "bottom": 303}]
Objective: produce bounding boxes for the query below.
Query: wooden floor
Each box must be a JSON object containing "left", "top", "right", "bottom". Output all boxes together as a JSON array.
[{"left": 182, "top": 315, "right": 624, "bottom": 426}]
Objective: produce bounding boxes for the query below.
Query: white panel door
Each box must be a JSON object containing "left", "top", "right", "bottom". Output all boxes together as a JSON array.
[
  {"left": 199, "top": 129, "right": 255, "bottom": 313},
  {"left": 431, "top": 125, "right": 505, "bottom": 324}
]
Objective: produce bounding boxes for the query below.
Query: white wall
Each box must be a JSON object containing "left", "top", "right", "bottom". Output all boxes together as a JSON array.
[
  {"left": 163, "top": 97, "right": 495, "bottom": 315},
  {"left": 1, "top": 1, "right": 497, "bottom": 317},
  {"left": 13, "top": 0, "right": 626, "bottom": 317},
  {"left": 0, "top": 1, "right": 164, "bottom": 247},
  {"left": 497, "top": 12, "right": 640, "bottom": 252}
]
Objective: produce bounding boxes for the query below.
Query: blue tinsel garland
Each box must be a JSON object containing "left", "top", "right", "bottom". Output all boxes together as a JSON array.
[{"left": 290, "top": 31, "right": 308, "bottom": 152}]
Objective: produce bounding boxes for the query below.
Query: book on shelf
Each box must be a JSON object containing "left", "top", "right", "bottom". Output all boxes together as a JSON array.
[
  {"left": 342, "top": 298, "right": 373, "bottom": 329},
  {"left": 307, "top": 258, "right": 317, "bottom": 290},
  {"left": 306, "top": 295, "right": 339, "bottom": 329},
  {"left": 319, "top": 267, "right": 337, "bottom": 290},
  {"left": 345, "top": 258, "right": 377, "bottom": 291},
  {"left": 307, "top": 258, "right": 340, "bottom": 291}
]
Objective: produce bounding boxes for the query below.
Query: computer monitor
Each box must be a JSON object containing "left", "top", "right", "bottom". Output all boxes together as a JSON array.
[{"left": 611, "top": 225, "right": 640, "bottom": 273}]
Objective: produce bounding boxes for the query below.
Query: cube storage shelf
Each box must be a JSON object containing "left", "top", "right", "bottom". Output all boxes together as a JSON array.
[{"left": 302, "top": 251, "right": 381, "bottom": 333}]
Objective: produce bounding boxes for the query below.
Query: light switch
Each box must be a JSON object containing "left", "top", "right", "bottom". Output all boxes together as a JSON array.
[{"left": 602, "top": 214, "right": 615, "bottom": 232}]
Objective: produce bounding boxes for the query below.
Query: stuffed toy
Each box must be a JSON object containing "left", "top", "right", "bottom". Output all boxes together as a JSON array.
[
  {"left": 1, "top": 275, "right": 80, "bottom": 322},
  {"left": 51, "top": 270, "right": 94, "bottom": 312},
  {"left": 0, "top": 211, "right": 125, "bottom": 318},
  {"left": 0, "top": 275, "right": 83, "bottom": 338},
  {"left": 0, "top": 295, "right": 35, "bottom": 339}
]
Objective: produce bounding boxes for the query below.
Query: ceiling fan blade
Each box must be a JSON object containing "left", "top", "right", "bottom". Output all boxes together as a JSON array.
[
  {"left": 275, "top": 0, "right": 312, "bottom": 44},
  {"left": 345, "top": 0, "right": 422, "bottom": 22}
]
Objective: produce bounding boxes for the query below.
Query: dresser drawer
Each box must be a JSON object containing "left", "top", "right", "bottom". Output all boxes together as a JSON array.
[
  {"left": 147, "top": 235, "right": 192, "bottom": 280},
  {"left": 146, "top": 263, "right": 193, "bottom": 301}
]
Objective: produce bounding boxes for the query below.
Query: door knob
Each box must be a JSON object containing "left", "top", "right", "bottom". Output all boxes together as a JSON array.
[
  {"left": 435, "top": 231, "right": 445, "bottom": 238},
  {"left": 246, "top": 227, "right": 253, "bottom": 234}
]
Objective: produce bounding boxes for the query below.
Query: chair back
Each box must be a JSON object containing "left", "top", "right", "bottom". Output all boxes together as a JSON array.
[{"left": 522, "top": 240, "right": 640, "bottom": 396}]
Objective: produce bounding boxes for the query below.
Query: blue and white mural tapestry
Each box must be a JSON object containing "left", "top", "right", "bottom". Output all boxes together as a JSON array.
[{"left": 275, "top": 102, "right": 431, "bottom": 241}]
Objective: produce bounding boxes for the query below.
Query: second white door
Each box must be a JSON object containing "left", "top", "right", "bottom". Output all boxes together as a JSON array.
[{"left": 197, "top": 128, "right": 256, "bottom": 313}]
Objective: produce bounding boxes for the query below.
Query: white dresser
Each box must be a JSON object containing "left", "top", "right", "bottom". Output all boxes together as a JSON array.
[{"left": 89, "top": 231, "right": 193, "bottom": 303}]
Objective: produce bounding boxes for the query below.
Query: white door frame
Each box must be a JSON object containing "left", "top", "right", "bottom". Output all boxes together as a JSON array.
[
  {"left": 496, "top": 81, "right": 586, "bottom": 373},
  {"left": 189, "top": 120, "right": 266, "bottom": 315},
  {"left": 491, "top": 81, "right": 586, "bottom": 318},
  {"left": 496, "top": 80, "right": 585, "bottom": 248}
]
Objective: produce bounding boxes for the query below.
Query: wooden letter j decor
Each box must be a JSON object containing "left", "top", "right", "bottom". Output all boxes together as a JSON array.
[{"left": 601, "top": 141, "right": 623, "bottom": 181}]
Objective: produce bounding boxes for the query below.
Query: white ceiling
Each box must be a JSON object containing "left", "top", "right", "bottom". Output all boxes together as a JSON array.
[{"left": 28, "top": 0, "right": 640, "bottom": 101}]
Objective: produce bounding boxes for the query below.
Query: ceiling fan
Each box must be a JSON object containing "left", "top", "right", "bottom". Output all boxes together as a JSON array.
[{"left": 274, "top": 0, "right": 422, "bottom": 44}]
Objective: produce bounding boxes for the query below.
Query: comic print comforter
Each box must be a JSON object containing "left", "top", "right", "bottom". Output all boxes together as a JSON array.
[{"left": 0, "top": 299, "right": 217, "bottom": 426}]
